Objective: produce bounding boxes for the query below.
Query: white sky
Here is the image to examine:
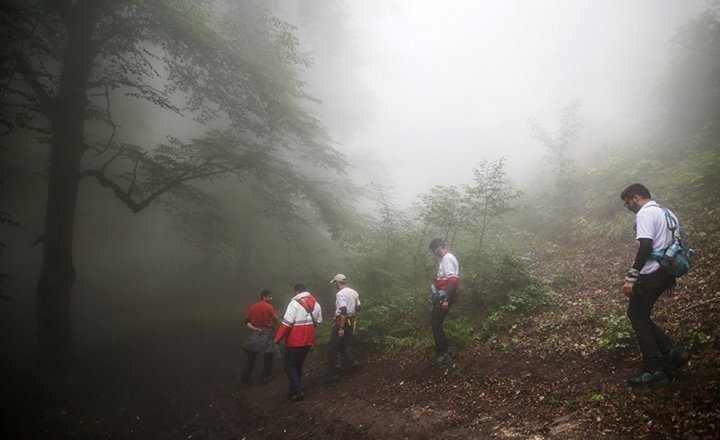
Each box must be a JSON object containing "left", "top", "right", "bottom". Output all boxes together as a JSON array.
[{"left": 312, "top": 0, "right": 706, "bottom": 202}]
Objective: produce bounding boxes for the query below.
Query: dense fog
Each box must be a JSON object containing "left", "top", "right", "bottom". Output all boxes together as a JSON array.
[
  {"left": 0, "top": 0, "right": 710, "bottom": 371},
  {"left": 281, "top": 0, "right": 706, "bottom": 196}
]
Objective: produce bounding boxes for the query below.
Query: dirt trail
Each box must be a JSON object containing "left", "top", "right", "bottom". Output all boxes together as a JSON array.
[{"left": 5, "top": 313, "right": 717, "bottom": 440}]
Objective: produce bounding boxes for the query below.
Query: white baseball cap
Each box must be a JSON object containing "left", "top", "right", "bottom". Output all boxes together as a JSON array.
[{"left": 330, "top": 274, "right": 347, "bottom": 284}]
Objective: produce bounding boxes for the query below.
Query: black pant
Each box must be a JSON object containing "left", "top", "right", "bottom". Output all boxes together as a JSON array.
[
  {"left": 431, "top": 303, "right": 449, "bottom": 357},
  {"left": 284, "top": 346, "right": 311, "bottom": 397},
  {"left": 627, "top": 269, "right": 676, "bottom": 371},
  {"left": 241, "top": 350, "right": 273, "bottom": 384},
  {"left": 327, "top": 321, "right": 357, "bottom": 374}
]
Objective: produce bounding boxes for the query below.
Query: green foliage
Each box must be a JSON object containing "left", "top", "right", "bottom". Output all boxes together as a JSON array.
[
  {"left": 444, "top": 318, "right": 475, "bottom": 350},
  {"left": 353, "top": 287, "right": 427, "bottom": 353},
  {"left": 464, "top": 157, "right": 519, "bottom": 250},
  {"left": 589, "top": 393, "right": 605, "bottom": 404},
  {"left": 414, "top": 185, "right": 466, "bottom": 247},
  {"left": 470, "top": 252, "right": 551, "bottom": 311},
  {"left": 470, "top": 253, "right": 553, "bottom": 336},
  {"left": 528, "top": 100, "right": 583, "bottom": 232},
  {"left": 592, "top": 308, "right": 632, "bottom": 351}
]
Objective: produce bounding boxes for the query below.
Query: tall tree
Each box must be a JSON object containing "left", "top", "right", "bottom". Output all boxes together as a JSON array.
[
  {"left": 415, "top": 185, "right": 465, "bottom": 248},
  {"left": 660, "top": 4, "right": 720, "bottom": 139},
  {"left": 464, "top": 157, "right": 518, "bottom": 250},
  {"left": 0, "top": 0, "right": 349, "bottom": 377},
  {"left": 529, "top": 100, "right": 583, "bottom": 230}
]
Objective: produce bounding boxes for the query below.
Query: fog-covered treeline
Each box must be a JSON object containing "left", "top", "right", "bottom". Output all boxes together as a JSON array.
[{"left": 1, "top": 0, "right": 719, "bottom": 385}]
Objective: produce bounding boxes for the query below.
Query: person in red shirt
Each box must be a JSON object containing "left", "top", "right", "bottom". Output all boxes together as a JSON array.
[{"left": 241, "top": 290, "right": 278, "bottom": 387}]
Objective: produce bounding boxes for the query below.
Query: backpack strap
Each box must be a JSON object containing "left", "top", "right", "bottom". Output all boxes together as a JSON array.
[
  {"left": 660, "top": 207, "right": 677, "bottom": 234},
  {"left": 295, "top": 296, "right": 319, "bottom": 327}
]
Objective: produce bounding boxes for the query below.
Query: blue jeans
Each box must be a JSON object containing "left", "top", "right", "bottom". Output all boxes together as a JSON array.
[{"left": 284, "top": 346, "right": 310, "bottom": 397}]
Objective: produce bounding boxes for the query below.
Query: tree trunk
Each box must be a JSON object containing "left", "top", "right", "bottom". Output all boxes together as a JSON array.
[
  {"left": 36, "top": 139, "right": 83, "bottom": 377},
  {"left": 35, "top": 3, "right": 99, "bottom": 378}
]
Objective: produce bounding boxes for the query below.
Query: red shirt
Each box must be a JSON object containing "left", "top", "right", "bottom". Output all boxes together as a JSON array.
[{"left": 245, "top": 300, "right": 276, "bottom": 328}]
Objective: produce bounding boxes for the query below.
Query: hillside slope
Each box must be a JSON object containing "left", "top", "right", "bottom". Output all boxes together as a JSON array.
[{"left": 3, "top": 200, "right": 719, "bottom": 439}]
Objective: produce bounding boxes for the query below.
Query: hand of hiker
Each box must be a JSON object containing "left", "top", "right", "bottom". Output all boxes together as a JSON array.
[
  {"left": 622, "top": 281, "right": 635, "bottom": 298},
  {"left": 441, "top": 300, "right": 449, "bottom": 311}
]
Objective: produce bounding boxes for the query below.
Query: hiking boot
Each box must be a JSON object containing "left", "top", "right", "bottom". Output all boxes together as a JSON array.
[
  {"left": 288, "top": 393, "right": 305, "bottom": 402},
  {"left": 435, "top": 352, "right": 452, "bottom": 366},
  {"left": 238, "top": 382, "right": 251, "bottom": 389},
  {"left": 628, "top": 370, "right": 670, "bottom": 387},
  {"left": 261, "top": 375, "right": 272, "bottom": 384},
  {"left": 348, "top": 361, "right": 361, "bottom": 373},
  {"left": 664, "top": 347, "right": 690, "bottom": 375}
]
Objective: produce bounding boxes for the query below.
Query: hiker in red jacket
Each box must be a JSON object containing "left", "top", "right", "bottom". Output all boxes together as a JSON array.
[{"left": 274, "top": 283, "right": 323, "bottom": 401}]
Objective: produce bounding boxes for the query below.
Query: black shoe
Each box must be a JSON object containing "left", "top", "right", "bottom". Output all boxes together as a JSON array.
[
  {"left": 238, "top": 382, "right": 251, "bottom": 389},
  {"left": 435, "top": 352, "right": 452, "bottom": 366},
  {"left": 288, "top": 393, "right": 304, "bottom": 402},
  {"left": 664, "top": 347, "right": 690, "bottom": 375},
  {"left": 628, "top": 370, "right": 670, "bottom": 387},
  {"left": 262, "top": 375, "right": 272, "bottom": 384}
]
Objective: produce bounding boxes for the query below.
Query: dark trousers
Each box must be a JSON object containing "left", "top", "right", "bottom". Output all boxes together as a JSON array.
[
  {"left": 327, "top": 322, "right": 357, "bottom": 374},
  {"left": 241, "top": 350, "right": 273, "bottom": 384},
  {"left": 284, "top": 346, "right": 311, "bottom": 397},
  {"left": 627, "top": 269, "right": 676, "bottom": 371},
  {"left": 431, "top": 303, "right": 449, "bottom": 357}
]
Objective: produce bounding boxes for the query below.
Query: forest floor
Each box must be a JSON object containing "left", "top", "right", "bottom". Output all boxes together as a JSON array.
[
  {"left": 3, "top": 206, "right": 720, "bottom": 439},
  {"left": 4, "top": 280, "right": 718, "bottom": 439}
]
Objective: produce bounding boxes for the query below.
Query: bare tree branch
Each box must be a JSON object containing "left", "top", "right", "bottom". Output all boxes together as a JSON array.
[
  {"left": 100, "top": 148, "right": 123, "bottom": 174},
  {"left": 79, "top": 159, "right": 249, "bottom": 213},
  {"left": 92, "top": 85, "right": 118, "bottom": 155},
  {"left": 127, "top": 153, "right": 142, "bottom": 196},
  {"left": 13, "top": 54, "right": 56, "bottom": 121}
]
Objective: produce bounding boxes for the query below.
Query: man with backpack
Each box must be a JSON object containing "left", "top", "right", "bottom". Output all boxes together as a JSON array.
[
  {"left": 274, "top": 283, "right": 323, "bottom": 401},
  {"left": 429, "top": 238, "right": 460, "bottom": 366},
  {"left": 621, "top": 183, "right": 690, "bottom": 387}
]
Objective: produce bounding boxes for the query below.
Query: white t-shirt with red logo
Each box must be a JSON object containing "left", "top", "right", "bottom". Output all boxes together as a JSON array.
[{"left": 434, "top": 252, "right": 460, "bottom": 291}]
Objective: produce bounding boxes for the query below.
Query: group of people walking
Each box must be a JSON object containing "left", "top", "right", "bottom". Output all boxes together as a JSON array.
[
  {"left": 239, "top": 239, "right": 458, "bottom": 401},
  {"left": 240, "top": 276, "right": 363, "bottom": 401},
  {"left": 240, "top": 183, "right": 691, "bottom": 402}
]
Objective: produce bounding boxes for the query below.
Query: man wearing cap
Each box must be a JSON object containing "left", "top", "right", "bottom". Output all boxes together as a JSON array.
[
  {"left": 327, "top": 274, "right": 362, "bottom": 380},
  {"left": 429, "top": 238, "right": 460, "bottom": 366}
]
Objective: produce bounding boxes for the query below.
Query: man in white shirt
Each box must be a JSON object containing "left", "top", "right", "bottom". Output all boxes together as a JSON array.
[
  {"left": 429, "top": 238, "right": 459, "bottom": 366},
  {"left": 327, "top": 274, "right": 361, "bottom": 380},
  {"left": 621, "top": 183, "right": 690, "bottom": 387}
]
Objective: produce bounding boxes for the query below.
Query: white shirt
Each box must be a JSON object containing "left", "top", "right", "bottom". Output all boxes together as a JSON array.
[
  {"left": 281, "top": 291, "right": 323, "bottom": 327},
  {"left": 436, "top": 252, "right": 460, "bottom": 283},
  {"left": 635, "top": 201, "right": 678, "bottom": 274},
  {"left": 335, "top": 286, "right": 361, "bottom": 317}
]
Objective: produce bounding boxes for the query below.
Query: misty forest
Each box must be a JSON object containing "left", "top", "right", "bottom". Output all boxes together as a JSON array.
[{"left": 1, "top": 0, "right": 719, "bottom": 439}]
